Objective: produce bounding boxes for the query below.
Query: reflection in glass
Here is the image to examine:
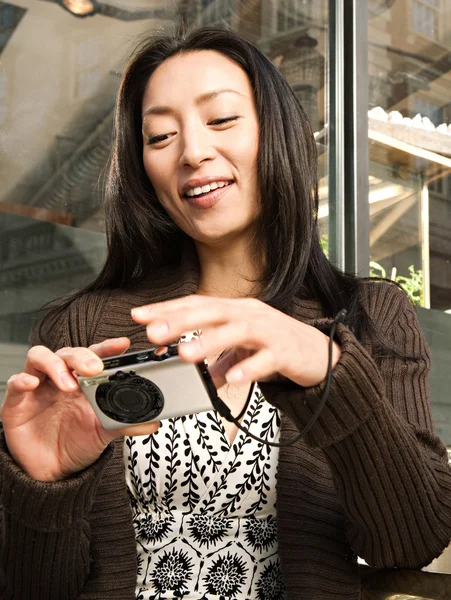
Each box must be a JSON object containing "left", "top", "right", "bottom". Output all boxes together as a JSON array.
[
  {"left": 368, "top": 0, "right": 451, "bottom": 312},
  {"left": 368, "top": 0, "right": 451, "bottom": 437},
  {"left": 0, "top": 1, "right": 329, "bottom": 390}
]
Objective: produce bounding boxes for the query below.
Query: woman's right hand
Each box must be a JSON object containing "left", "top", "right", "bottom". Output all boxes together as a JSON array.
[{"left": 1, "top": 338, "right": 160, "bottom": 482}]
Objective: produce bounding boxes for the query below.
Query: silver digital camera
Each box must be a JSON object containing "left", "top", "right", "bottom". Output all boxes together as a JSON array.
[{"left": 78, "top": 345, "right": 216, "bottom": 430}]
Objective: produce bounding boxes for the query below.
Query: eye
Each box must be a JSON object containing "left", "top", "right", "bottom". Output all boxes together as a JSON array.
[
  {"left": 146, "top": 132, "right": 175, "bottom": 145},
  {"left": 209, "top": 116, "right": 240, "bottom": 126}
]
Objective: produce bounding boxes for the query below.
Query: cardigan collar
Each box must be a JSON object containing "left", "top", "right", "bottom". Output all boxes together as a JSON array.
[{"left": 134, "top": 237, "right": 324, "bottom": 323}]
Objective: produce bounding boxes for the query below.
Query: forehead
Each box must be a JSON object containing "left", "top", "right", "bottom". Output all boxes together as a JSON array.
[{"left": 142, "top": 50, "right": 253, "bottom": 108}]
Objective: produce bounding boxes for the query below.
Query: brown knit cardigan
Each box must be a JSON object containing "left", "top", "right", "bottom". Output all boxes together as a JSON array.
[{"left": 1, "top": 260, "right": 451, "bottom": 600}]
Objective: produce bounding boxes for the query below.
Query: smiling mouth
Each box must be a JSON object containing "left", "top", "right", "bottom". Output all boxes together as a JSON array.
[{"left": 183, "top": 180, "right": 234, "bottom": 198}]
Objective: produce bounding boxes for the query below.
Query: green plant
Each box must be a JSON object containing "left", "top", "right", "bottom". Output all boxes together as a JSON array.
[
  {"left": 320, "top": 234, "right": 423, "bottom": 305},
  {"left": 320, "top": 233, "right": 329, "bottom": 258},
  {"left": 369, "top": 261, "right": 423, "bottom": 305},
  {"left": 395, "top": 265, "right": 423, "bottom": 306},
  {"left": 369, "top": 261, "right": 387, "bottom": 279}
]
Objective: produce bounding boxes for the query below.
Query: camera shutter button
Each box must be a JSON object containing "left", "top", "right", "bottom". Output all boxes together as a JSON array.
[{"left": 153, "top": 345, "right": 173, "bottom": 360}]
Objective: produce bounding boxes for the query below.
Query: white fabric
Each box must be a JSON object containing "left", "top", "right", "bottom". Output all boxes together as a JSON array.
[{"left": 124, "top": 381, "right": 284, "bottom": 600}]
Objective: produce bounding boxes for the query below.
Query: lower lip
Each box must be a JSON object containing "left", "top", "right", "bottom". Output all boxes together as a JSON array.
[{"left": 184, "top": 183, "right": 233, "bottom": 209}]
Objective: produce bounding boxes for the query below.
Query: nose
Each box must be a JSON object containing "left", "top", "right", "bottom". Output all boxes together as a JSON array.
[{"left": 178, "top": 122, "right": 215, "bottom": 169}]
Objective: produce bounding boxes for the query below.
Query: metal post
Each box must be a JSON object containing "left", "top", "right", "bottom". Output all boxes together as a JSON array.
[
  {"left": 421, "top": 181, "right": 431, "bottom": 309},
  {"left": 343, "top": 0, "right": 370, "bottom": 276},
  {"left": 327, "top": 0, "right": 345, "bottom": 272}
]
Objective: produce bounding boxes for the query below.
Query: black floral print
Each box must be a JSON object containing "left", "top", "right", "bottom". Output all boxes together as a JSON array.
[
  {"left": 243, "top": 515, "right": 278, "bottom": 552},
  {"left": 187, "top": 514, "right": 232, "bottom": 548},
  {"left": 204, "top": 552, "right": 248, "bottom": 596},
  {"left": 150, "top": 548, "right": 193, "bottom": 597},
  {"left": 256, "top": 560, "right": 285, "bottom": 600},
  {"left": 124, "top": 351, "right": 285, "bottom": 599},
  {"left": 135, "top": 513, "right": 175, "bottom": 544}
]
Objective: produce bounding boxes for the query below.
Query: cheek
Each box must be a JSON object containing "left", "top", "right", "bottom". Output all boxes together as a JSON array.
[
  {"left": 236, "top": 131, "right": 259, "bottom": 185},
  {"left": 142, "top": 159, "right": 177, "bottom": 222},
  {"left": 142, "top": 157, "right": 164, "bottom": 195},
  {"left": 142, "top": 156, "right": 180, "bottom": 217}
]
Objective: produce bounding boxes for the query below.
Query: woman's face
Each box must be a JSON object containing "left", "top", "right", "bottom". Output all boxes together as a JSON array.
[{"left": 141, "top": 50, "right": 260, "bottom": 247}]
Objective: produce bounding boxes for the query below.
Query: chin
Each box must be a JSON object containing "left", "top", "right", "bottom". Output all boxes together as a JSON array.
[
  {"left": 191, "top": 223, "right": 256, "bottom": 247},
  {"left": 192, "top": 229, "right": 236, "bottom": 245},
  {"left": 174, "top": 207, "right": 259, "bottom": 246}
]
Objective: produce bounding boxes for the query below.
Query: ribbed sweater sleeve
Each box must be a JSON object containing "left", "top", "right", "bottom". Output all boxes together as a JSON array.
[
  {"left": 0, "top": 293, "right": 115, "bottom": 600},
  {"left": 260, "top": 282, "right": 451, "bottom": 569}
]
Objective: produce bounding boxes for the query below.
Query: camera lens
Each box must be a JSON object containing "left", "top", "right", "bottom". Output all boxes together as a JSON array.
[{"left": 96, "top": 371, "right": 164, "bottom": 424}]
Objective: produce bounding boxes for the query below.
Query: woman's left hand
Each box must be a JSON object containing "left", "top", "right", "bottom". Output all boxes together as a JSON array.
[{"left": 131, "top": 295, "right": 341, "bottom": 389}]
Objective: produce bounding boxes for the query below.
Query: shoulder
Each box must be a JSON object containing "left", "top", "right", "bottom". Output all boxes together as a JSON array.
[
  {"left": 30, "top": 285, "right": 154, "bottom": 350},
  {"left": 359, "top": 279, "right": 417, "bottom": 332},
  {"left": 358, "top": 280, "right": 429, "bottom": 360},
  {"left": 30, "top": 264, "right": 190, "bottom": 351},
  {"left": 30, "top": 289, "right": 113, "bottom": 351}
]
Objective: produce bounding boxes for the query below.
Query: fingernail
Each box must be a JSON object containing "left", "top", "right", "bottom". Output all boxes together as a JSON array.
[
  {"left": 84, "top": 358, "right": 103, "bottom": 371},
  {"left": 131, "top": 307, "right": 149, "bottom": 319},
  {"left": 22, "top": 375, "right": 36, "bottom": 385},
  {"left": 225, "top": 369, "right": 244, "bottom": 383},
  {"left": 7, "top": 374, "right": 18, "bottom": 385},
  {"left": 60, "top": 372, "right": 78, "bottom": 390},
  {"left": 181, "top": 341, "right": 199, "bottom": 357},
  {"left": 147, "top": 322, "right": 168, "bottom": 337}
]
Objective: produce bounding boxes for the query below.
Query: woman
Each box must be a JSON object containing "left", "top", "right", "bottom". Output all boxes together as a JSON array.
[{"left": 1, "top": 27, "right": 450, "bottom": 600}]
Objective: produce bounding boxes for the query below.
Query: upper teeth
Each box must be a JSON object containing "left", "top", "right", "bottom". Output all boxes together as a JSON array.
[{"left": 186, "top": 181, "right": 231, "bottom": 197}]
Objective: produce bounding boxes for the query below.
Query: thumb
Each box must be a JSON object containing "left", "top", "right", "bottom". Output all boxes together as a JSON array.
[
  {"left": 2, "top": 373, "right": 40, "bottom": 410},
  {"left": 208, "top": 348, "right": 252, "bottom": 389}
]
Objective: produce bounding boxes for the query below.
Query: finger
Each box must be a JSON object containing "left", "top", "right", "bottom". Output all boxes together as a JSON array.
[
  {"left": 223, "top": 348, "right": 278, "bottom": 385},
  {"left": 146, "top": 307, "right": 231, "bottom": 345},
  {"left": 146, "top": 300, "right": 263, "bottom": 347},
  {"left": 3, "top": 373, "right": 41, "bottom": 408},
  {"left": 25, "top": 346, "right": 81, "bottom": 392},
  {"left": 55, "top": 347, "right": 105, "bottom": 379},
  {"left": 114, "top": 421, "right": 161, "bottom": 439},
  {"left": 131, "top": 294, "right": 218, "bottom": 322},
  {"left": 88, "top": 337, "right": 131, "bottom": 358},
  {"left": 208, "top": 348, "right": 253, "bottom": 389},
  {"left": 177, "top": 321, "right": 261, "bottom": 363},
  {"left": 146, "top": 311, "right": 227, "bottom": 344},
  {"left": 131, "top": 296, "right": 237, "bottom": 342}
]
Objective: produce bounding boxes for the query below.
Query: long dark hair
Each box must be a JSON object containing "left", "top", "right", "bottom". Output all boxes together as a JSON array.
[{"left": 37, "top": 26, "right": 403, "bottom": 347}]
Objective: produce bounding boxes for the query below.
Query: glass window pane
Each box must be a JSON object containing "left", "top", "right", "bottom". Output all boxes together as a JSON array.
[
  {"left": 368, "top": 0, "right": 451, "bottom": 438},
  {"left": 411, "top": 0, "right": 439, "bottom": 39},
  {"left": 0, "top": 1, "right": 329, "bottom": 394}
]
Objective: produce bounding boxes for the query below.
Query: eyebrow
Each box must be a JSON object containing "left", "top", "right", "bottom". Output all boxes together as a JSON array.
[{"left": 142, "top": 88, "right": 245, "bottom": 117}]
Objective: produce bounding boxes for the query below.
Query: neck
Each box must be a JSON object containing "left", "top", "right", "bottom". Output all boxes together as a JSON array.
[{"left": 194, "top": 236, "right": 263, "bottom": 299}]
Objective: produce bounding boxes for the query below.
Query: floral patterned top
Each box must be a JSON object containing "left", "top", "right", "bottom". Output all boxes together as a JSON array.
[{"left": 124, "top": 381, "right": 284, "bottom": 600}]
